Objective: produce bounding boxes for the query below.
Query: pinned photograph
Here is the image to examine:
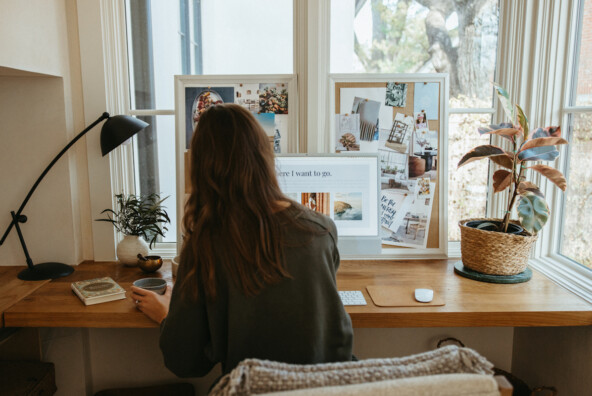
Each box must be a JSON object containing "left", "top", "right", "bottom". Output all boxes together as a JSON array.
[
  {"left": 351, "top": 97, "right": 381, "bottom": 141},
  {"left": 385, "top": 113, "right": 414, "bottom": 153},
  {"left": 380, "top": 189, "right": 412, "bottom": 233},
  {"left": 417, "top": 177, "right": 431, "bottom": 197},
  {"left": 381, "top": 179, "right": 435, "bottom": 248},
  {"left": 379, "top": 149, "right": 408, "bottom": 190},
  {"left": 301, "top": 192, "right": 330, "bottom": 216},
  {"left": 414, "top": 82, "right": 439, "bottom": 120},
  {"left": 259, "top": 83, "right": 288, "bottom": 114},
  {"left": 415, "top": 110, "right": 428, "bottom": 129},
  {"left": 185, "top": 86, "right": 235, "bottom": 148},
  {"left": 334, "top": 192, "right": 363, "bottom": 221},
  {"left": 335, "top": 113, "right": 361, "bottom": 151},
  {"left": 385, "top": 82, "right": 407, "bottom": 107},
  {"left": 254, "top": 113, "right": 279, "bottom": 152},
  {"left": 401, "top": 213, "right": 428, "bottom": 243},
  {"left": 236, "top": 83, "right": 260, "bottom": 112},
  {"left": 410, "top": 129, "right": 438, "bottom": 180}
]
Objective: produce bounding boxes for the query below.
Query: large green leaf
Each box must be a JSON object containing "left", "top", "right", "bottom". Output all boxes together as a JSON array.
[
  {"left": 478, "top": 123, "right": 519, "bottom": 141},
  {"left": 494, "top": 84, "right": 515, "bottom": 123},
  {"left": 517, "top": 192, "right": 550, "bottom": 234},
  {"left": 519, "top": 137, "right": 568, "bottom": 153},
  {"left": 458, "top": 145, "right": 506, "bottom": 167},
  {"left": 516, "top": 104, "right": 529, "bottom": 141},
  {"left": 517, "top": 145, "right": 560, "bottom": 162},
  {"left": 489, "top": 152, "right": 515, "bottom": 169},
  {"left": 518, "top": 181, "right": 545, "bottom": 198},
  {"left": 529, "top": 165, "right": 567, "bottom": 191},
  {"left": 492, "top": 169, "right": 512, "bottom": 192},
  {"left": 528, "top": 126, "right": 562, "bottom": 139}
]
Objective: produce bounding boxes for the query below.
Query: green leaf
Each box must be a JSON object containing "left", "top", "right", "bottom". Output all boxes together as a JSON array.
[
  {"left": 518, "top": 182, "right": 545, "bottom": 198},
  {"left": 528, "top": 165, "right": 567, "bottom": 191},
  {"left": 528, "top": 126, "right": 562, "bottom": 139},
  {"left": 519, "top": 137, "right": 568, "bottom": 153},
  {"left": 494, "top": 84, "right": 515, "bottom": 123},
  {"left": 95, "top": 192, "right": 171, "bottom": 239},
  {"left": 516, "top": 104, "right": 529, "bottom": 141},
  {"left": 492, "top": 169, "right": 512, "bottom": 192},
  {"left": 517, "top": 192, "right": 550, "bottom": 234},
  {"left": 517, "top": 145, "right": 560, "bottom": 162},
  {"left": 478, "top": 123, "right": 520, "bottom": 141},
  {"left": 458, "top": 145, "right": 506, "bottom": 168},
  {"left": 489, "top": 152, "right": 515, "bottom": 170}
]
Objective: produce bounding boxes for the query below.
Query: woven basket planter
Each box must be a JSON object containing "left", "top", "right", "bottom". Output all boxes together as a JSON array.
[{"left": 459, "top": 218, "right": 538, "bottom": 275}]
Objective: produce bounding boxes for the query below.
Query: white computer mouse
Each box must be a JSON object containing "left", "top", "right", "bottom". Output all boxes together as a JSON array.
[{"left": 414, "top": 288, "right": 434, "bottom": 303}]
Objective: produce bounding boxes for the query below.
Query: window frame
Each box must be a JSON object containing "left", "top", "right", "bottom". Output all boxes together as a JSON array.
[{"left": 528, "top": 0, "right": 592, "bottom": 302}]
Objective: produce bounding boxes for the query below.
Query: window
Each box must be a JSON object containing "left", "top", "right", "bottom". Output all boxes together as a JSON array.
[
  {"left": 330, "top": 0, "right": 500, "bottom": 241},
  {"left": 125, "top": 0, "right": 294, "bottom": 246},
  {"left": 561, "top": 0, "right": 592, "bottom": 271},
  {"left": 79, "top": 0, "right": 591, "bottom": 296}
]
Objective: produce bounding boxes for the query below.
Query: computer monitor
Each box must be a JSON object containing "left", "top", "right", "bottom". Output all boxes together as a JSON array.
[{"left": 275, "top": 154, "right": 381, "bottom": 256}]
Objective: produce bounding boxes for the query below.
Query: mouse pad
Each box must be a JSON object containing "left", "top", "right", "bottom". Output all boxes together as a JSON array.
[{"left": 366, "top": 286, "right": 445, "bottom": 307}]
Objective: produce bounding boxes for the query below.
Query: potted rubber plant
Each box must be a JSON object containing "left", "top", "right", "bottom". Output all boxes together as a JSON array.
[
  {"left": 457, "top": 85, "right": 568, "bottom": 276},
  {"left": 96, "top": 193, "right": 170, "bottom": 266}
]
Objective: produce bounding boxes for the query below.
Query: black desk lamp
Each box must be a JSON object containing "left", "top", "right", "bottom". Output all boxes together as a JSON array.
[{"left": 0, "top": 112, "right": 148, "bottom": 281}]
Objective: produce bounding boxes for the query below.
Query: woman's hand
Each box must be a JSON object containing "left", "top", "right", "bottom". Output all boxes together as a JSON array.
[{"left": 130, "top": 285, "right": 172, "bottom": 324}]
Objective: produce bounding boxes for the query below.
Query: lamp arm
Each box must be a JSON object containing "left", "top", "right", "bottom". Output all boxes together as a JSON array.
[{"left": 0, "top": 112, "right": 110, "bottom": 246}]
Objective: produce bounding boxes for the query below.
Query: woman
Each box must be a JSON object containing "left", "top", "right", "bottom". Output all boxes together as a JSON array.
[{"left": 131, "top": 104, "right": 353, "bottom": 378}]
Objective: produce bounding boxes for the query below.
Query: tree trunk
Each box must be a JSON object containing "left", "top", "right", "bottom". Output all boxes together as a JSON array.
[{"left": 455, "top": 0, "right": 489, "bottom": 99}]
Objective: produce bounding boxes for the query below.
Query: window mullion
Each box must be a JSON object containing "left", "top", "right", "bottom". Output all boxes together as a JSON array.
[
  {"left": 79, "top": 0, "right": 135, "bottom": 261},
  {"left": 299, "top": 0, "right": 331, "bottom": 153}
]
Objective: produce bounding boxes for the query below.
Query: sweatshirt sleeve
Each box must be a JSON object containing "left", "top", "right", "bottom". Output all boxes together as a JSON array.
[{"left": 159, "top": 251, "right": 216, "bottom": 377}]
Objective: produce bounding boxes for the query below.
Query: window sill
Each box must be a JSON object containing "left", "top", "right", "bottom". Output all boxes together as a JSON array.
[
  {"left": 149, "top": 242, "right": 177, "bottom": 259},
  {"left": 529, "top": 254, "right": 592, "bottom": 304}
]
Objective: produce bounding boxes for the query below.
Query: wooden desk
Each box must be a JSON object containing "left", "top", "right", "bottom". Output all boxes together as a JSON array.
[
  {"left": 0, "top": 267, "right": 50, "bottom": 328},
  {"left": 3, "top": 260, "right": 592, "bottom": 329}
]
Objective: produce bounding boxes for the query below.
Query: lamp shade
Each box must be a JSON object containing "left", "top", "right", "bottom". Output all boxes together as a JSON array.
[{"left": 100, "top": 114, "right": 149, "bottom": 156}]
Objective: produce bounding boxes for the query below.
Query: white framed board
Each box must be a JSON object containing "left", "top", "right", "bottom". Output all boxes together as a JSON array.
[{"left": 329, "top": 74, "right": 449, "bottom": 258}]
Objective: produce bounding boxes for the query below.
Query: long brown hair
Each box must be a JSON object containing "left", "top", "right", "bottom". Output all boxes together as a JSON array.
[{"left": 180, "top": 104, "right": 294, "bottom": 301}]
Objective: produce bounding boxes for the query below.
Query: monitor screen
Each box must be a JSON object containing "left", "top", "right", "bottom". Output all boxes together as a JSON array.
[{"left": 275, "top": 154, "right": 381, "bottom": 255}]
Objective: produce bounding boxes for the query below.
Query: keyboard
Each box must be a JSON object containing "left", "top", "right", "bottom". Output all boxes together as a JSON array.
[{"left": 339, "top": 290, "right": 367, "bottom": 306}]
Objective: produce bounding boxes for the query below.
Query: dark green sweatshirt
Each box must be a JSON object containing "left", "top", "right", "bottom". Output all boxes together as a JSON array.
[{"left": 159, "top": 204, "right": 354, "bottom": 377}]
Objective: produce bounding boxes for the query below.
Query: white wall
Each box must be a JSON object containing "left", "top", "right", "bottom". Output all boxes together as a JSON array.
[
  {"left": 512, "top": 326, "right": 592, "bottom": 394},
  {"left": 0, "top": 0, "right": 69, "bottom": 76},
  {"left": 0, "top": 76, "right": 77, "bottom": 265},
  {"left": 0, "top": 0, "right": 91, "bottom": 266}
]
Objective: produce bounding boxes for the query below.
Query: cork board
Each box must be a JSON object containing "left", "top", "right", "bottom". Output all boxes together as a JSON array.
[{"left": 331, "top": 75, "right": 448, "bottom": 255}]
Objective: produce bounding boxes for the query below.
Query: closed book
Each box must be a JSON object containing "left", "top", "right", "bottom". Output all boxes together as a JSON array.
[{"left": 71, "top": 277, "right": 126, "bottom": 306}]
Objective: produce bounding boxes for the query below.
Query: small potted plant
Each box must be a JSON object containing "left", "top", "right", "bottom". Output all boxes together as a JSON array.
[
  {"left": 96, "top": 193, "right": 170, "bottom": 266},
  {"left": 457, "top": 85, "right": 568, "bottom": 276}
]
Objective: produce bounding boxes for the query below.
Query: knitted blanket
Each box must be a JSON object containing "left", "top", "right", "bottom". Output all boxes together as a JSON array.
[{"left": 209, "top": 345, "right": 495, "bottom": 396}]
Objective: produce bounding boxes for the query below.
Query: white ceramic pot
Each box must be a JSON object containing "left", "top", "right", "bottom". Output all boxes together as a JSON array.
[
  {"left": 117, "top": 235, "right": 149, "bottom": 266},
  {"left": 171, "top": 255, "right": 180, "bottom": 277}
]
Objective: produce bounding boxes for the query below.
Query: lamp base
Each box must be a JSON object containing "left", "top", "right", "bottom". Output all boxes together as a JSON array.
[{"left": 18, "top": 262, "right": 74, "bottom": 281}]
